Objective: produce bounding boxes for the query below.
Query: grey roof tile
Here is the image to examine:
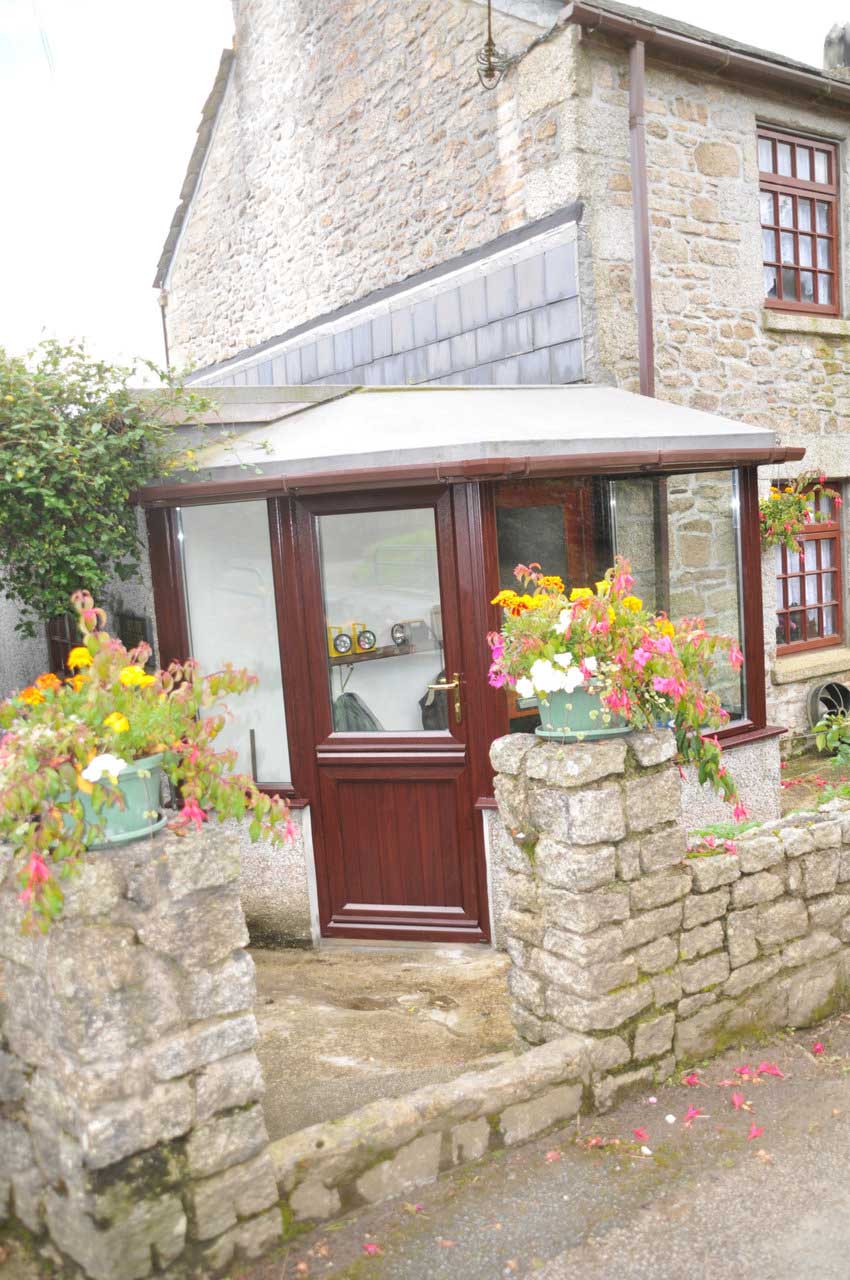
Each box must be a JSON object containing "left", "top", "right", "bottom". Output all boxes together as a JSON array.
[
  {"left": 459, "top": 276, "right": 487, "bottom": 331},
  {"left": 316, "top": 335, "right": 335, "bottom": 378},
  {"left": 517, "top": 348, "right": 552, "bottom": 384},
  {"left": 300, "top": 343, "right": 319, "bottom": 382},
  {"left": 426, "top": 338, "right": 454, "bottom": 380},
  {"left": 284, "top": 348, "right": 303, "bottom": 383},
  {"left": 532, "top": 297, "right": 581, "bottom": 348},
  {"left": 449, "top": 331, "right": 478, "bottom": 373},
  {"left": 412, "top": 299, "right": 437, "bottom": 347},
  {"left": 515, "top": 253, "right": 547, "bottom": 312},
  {"left": 485, "top": 265, "right": 518, "bottom": 322},
  {"left": 550, "top": 338, "right": 584, "bottom": 384},
  {"left": 391, "top": 308, "right": 415, "bottom": 354},
  {"left": 543, "top": 243, "right": 577, "bottom": 302},
  {"left": 372, "top": 313, "right": 392, "bottom": 360},
  {"left": 352, "top": 322, "right": 373, "bottom": 366},
  {"left": 435, "top": 289, "right": 463, "bottom": 340},
  {"left": 334, "top": 329, "right": 354, "bottom": 373}
]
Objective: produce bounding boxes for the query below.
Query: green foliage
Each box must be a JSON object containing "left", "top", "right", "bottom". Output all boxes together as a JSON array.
[
  {"left": 0, "top": 591, "right": 292, "bottom": 930},
  {"left": 691, "top": 819, "right": 762, "bottom": 840},
  {"left": 814, "top": 710, "right": 850, "bottom": 766},
  {"left": 0, "top": 339, "right": 210, "bottom": 635},
  {"left": 759, "top": 471, "right": 842, "bottom": 554}
]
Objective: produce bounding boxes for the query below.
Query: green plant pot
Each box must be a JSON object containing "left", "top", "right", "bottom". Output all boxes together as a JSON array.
[
  {"left": 535, "top": 686, "right": 632, "bottom": 743},
  {"left": 80, "top": 753, "right": 167, "bottom": 848}
]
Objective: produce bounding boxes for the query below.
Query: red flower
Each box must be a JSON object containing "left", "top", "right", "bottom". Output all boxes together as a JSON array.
[
  {"left": 632, "top": 1127, "right": 649, "bottom": 1142},
  {"left": 747, "top": 1123, "right": 765, "bottom": 1142}
]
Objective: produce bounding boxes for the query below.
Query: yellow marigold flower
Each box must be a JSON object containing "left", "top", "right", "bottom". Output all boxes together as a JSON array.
[
  {"left": 68, "top": 646, "right": 92, "bottom": 669},
  {"left": 621, "top": 595, "right": 643, "bottom": 613},
  {"left": 491, "top": 589, "right": 520, "bottom": 607},
  {"left": 595, "top": 580, "right": 611, "bottom": 596},
  {"left": 103, "top": 712, "right": 130, "bottom": 734},
  {"left": 19, "top": 685, "right": 44, "bottom": 705},
  {"left": 657, "top": 619, "right": 675, "bottom": 638},
  {"left": 119, "top": 665, "right": 155, "bottom": 688},
  {"left": 608, "top": 607, "right": 616, "bottom": 623},
  {"left": 34, "top": 672, "right": 62, "bottom": 691},
  {"left": 538, "top": 575, "right": 565, "bottom": 592},
  {"left": 569, "top": 587, "right": 594, "bottom": 602}
]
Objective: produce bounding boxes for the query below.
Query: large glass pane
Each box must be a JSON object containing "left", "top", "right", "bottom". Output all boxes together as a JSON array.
[
  {"left": 317, "top": 508, "right": 445, "bottom": 733},
  {"left": 613, "top": 471, "right": 746, "bottom": 721},
  {"left": 180, "top": 501, "right": 290, "bottom": 783}
]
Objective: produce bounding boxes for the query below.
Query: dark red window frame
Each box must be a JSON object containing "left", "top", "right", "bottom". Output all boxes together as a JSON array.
[
  {"left": 775, "top": 486, "right": 843, "bottom": 655},
  {"left": 759, "top": 126, "right": 840, "bottom": 317}
]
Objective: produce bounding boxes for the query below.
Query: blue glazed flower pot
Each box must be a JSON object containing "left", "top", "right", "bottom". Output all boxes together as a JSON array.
[{"left": 535, "top": 686, "right": 631, "bottom": 742}]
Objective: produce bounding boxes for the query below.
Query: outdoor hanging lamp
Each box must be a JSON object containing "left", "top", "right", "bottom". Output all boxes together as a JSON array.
[{"left": 477, "top": 0, "right": 510, "bottom": 89}]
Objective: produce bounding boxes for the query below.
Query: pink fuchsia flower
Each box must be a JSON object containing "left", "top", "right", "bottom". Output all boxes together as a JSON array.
[
  {"left": 731, "top": 1092, "right": 747, "bottom": 1111},
  {"left": 487, "top": 631, "right": 505, "bottom": 660},
  {"left": 19, "top": 851, "right": 51, "bottom": 903},
  {"left": 604, "top": 689, "right": 632, "bottom": 715},
  {"left": 747, "top": 1123, "right": 765, "bottom": 1142},
  {"left": 755, "top": 1062, "right": 785, "bottom": 1078},
  {"left": 681, "top": 1072, "right": 707, "bottom": 1088},
  {"left": 652, "top": 634, "right": 675, "bottom": 656},
  {"left": 180, "top": 797, "right": 207, "bottom": 830},
  {"left": 488, "top": 665, "right": 508, "bottom": 688},
  {"left": 613, "top": 567, "right": 635, "bottom": 594},
  {"left": 733, "top": 801, "right": 749, "bottom": 822},
  {"left": 652, "top": 675, "right": 687, "bottom": 701},
  {"left": 682, "top": 1105, "right": 704, "bottom": 1127},
  {"left": 632, "top": 1127, "right": 649, "bottom": 1142},
  {"left": 729, "top": 643, "right": 744, "bottom": 670},
  {"left": 812, "top": 1042, "right": 825, "bottom": 1055},
  {"left": 724, "top": 840, "right": 737, "bottom": 855},
  {"left": 633, "top": 647, "right": 653, "bottom": 669}
]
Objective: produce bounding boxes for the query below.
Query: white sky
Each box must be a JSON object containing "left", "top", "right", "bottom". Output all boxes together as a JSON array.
[{"left": 0, "top": 0, "right": 846, "bottom": 370}]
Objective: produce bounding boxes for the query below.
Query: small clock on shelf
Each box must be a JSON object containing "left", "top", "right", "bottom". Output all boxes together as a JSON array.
[{"left": 355, "top": 628, "right": 376, "bottom": 653}]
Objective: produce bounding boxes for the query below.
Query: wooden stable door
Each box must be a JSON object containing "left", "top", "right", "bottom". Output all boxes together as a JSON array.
[{"left": 293, "top": 489, "right": 491, "bottom": 942}]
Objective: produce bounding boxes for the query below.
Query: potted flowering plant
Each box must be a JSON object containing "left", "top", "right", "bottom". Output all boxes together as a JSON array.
[
  {"left": 487, "top": 558, "right": 746, "bottom": 812},
  {"left": 759, "top": 472, "right": 841, "bottom": 553},
  {"left": 0, "top": 590, "right": 293, "bottom": 929}
]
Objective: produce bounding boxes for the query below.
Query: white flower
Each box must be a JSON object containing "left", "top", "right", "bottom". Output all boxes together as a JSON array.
[
  {"left": 562, "top": 665, "right": 586, "bottom": 694},
  {"left": 552, "top": 651, "right": 574, "bottom": 668},
  {"left": 529, "top": 658, "right": 567, "bottom": 695},
  {"left": 582, "top": 656, "right": 598, "bottom": 673},
  {"left": 82, "top": 753, "right": 128, "bottom": 784},
  {"left": 552, "top": 607, "right": 572, "bottom": 635},
  {"left": 515, "top": 677, "right": 535, "bottom": 699}
]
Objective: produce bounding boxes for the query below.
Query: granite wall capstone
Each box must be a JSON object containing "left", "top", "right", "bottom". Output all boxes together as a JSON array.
[
  {"left": 492, "top": 730, "right": 850, "bottom": 1107},
  {"left": 0, "top": 829, "right": 281, "bottom": 1278}
]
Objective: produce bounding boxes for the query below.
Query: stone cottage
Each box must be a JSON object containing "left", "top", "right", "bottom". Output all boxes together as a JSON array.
[{"left": 6, "top": 0, "right": 850, "bottom": 950}]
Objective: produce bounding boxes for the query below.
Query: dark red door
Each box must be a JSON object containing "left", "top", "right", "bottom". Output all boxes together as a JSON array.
[{"left": 293, "top": 488, "right": 491, "bottom": 942}]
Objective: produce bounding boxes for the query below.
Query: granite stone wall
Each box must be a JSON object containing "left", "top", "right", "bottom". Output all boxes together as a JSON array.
[
  {"left": 492, "top": 730, "right": 850, "bottom": 1105},
  {"left": 0, "top": 830, "right": 281, "bottom": 1278}
]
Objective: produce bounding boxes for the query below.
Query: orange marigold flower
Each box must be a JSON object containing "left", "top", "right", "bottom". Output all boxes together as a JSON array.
[
  {"left": 19, "top": 685, "right": 44, "bottom": 705},
  {"left": 538, "top": 575, "right": 565, "bottom": 592},
  {"left": 66, "top": 674, "right": 88, "bottom": 692},
  {"left": 34, "top": 672, "right": 61, "bottom": 691}
]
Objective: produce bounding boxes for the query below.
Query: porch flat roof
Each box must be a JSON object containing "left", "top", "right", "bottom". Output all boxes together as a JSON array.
[{"left": 139, "top": 385, "right": 804, "bottom": 503}]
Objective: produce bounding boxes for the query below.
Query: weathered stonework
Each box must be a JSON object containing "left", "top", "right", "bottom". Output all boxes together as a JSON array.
[
  {"left": 492, "top": 732, "right": 850, "bottom": 1103},
  {"left": 0, "top": 830, "right": 281, "bottom": 1278}
]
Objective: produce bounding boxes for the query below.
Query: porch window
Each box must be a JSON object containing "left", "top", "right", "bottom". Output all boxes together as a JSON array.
[
  {"left": 493, "top": 470, "right": 746, "bottom": 728},
  {"left": 178, "top": 501, "right": 291, "bottom": 784},
  {"left": 775, "top": 487, "right": 843, "bottom": 653},
  {"left": 758, "top": 127, "right": 839, "bottom": 315}
]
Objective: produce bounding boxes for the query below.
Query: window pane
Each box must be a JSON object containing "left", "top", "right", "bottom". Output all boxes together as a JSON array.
[
  {"left": 758, "top": 137, "right": 774, "bottom": 171},
  {"left": 822, "top": 538, "right": 835, "bottom": 567},
  {"left": 775, "top": 572, "right": 785, "bottom": 608},
  {"left": 815, "top": 150, "right": 829, "bottom": 183},
  {"left": 782, "top": 267, "right": 797, "bottom": 298},
  {"left": 760, "top": 191, "right": 775, "bottom": 223},
  {"left": 762, "top": 229, "right": 776, "bottom": 261},
  {"left": 804, "top": 540, "right": 818, "bottom": 571},
  {"left": 777, "top": 142, "right": 793, "bottom": 175},
  {"left": 817, "top": 201, "right": 830, "bottom": 232},
  {"left": 780, "top": 232, "right": 795, "bottom": 264},
  {"left": 796, "top": 146, "right": 812, "bottom": 180},
  {"left": 798, "top": 198, "right": 812, "bottom": 231},
  {"left": 805, "top": 572, "right": 820, "bottom": 602},
  {"left": 614, "top": 471, "right": 745, "bottom": 721},
  {"left": 824, "top": 606, "right": 839, "bottom": 636},
  {"left": 318, "top": 508, "right": 445, "bottom": 733},
  {"left": 818, "top": 274, "right": 833, "bottom": 304},
  {"left": 817, "top": 238, "right": 831, "bottom": 269},
  {"left": 788, "top": 611, "right": 803, "bottom": 643},
  {"left": 775, "top": 616, "right": 787, "bottom": 645},
  {"left": 180, "top": 501, "right": 290, "bottom": 784},
  {"left": 779, "top": 195, "right": 794, "bottom": 227},
  {"left": 799, "top": 235, "right": 813, "bottom": 267},
  {"left": 823, "top": 572, "right": 836, "bottom": 601},
  {"left": 764, "top": 266, "right": 778, "bottom": 298},
  {"left": 807, "top": 609, "right": 822, "bottom": 637},
  {"left": 786, "top": 576, "right": 803, "bottom": 607},
  {"left": 801, "top": 271, "right": 815, "bottom": 302}
]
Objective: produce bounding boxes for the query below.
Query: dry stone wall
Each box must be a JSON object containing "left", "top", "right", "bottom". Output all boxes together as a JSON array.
[
  {"left": 0, "top": 830, "right": 281, "bottom": 1278},
  {"left": 492, "top": 730, "right": 850, "bottom": 1106}
]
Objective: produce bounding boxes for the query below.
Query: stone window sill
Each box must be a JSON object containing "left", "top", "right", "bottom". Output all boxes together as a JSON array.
[
  {"left": 762, "top": 310, "right": 850, "bottom": 339},
  {"left": 773, "top": 645, "right": 850, "bottom": 686}
]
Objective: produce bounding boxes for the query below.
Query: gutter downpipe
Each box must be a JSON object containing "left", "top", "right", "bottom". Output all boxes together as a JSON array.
[{"left": 628, "top": 40, "right": 655, "bottom": 398}]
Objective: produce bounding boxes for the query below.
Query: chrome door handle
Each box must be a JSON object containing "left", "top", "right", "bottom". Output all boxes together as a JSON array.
[{"left": 427, "top": 672, "right": 462, "bottom": 724}]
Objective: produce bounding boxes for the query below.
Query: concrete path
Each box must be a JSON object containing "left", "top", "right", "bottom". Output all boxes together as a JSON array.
[
  {"left": 253, "top": 945, "right": 515, "bottom": 1138},
  {"left": 248, "top": 1013, "right": 850, "bottom": 1280}
]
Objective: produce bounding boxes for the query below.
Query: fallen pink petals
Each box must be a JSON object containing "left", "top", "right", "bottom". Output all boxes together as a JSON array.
[
  {"left": 362, "top": 1242, "right": 383, "bottom": 1256},
  {"left": 748, "top": 1123, "right": 765, "bottom": 1142},
  {"left": 545, "top": 1151, "right": 562, "bottom": 1163},
  {"left": 731, "top": 1092, "right": 747, "bottom": 1111},
  {"left": 632, "top": 1127, "right": 649, "bottom": 1142},
  {"left": 734, "top": 1065, "right": 753, "bottom": 1077},
  {"left": 681, "top": 1072, "right": 708, "bottom": 1088},
  {"left": 682, "top": 1106, "right": 705, "bottom": 1127},
  {"left": 812, "top": 1042, "right": 825, "bottom": 1055},
  {"left": 755, "top": 1062, "right": 785, "bottom": 1078}
]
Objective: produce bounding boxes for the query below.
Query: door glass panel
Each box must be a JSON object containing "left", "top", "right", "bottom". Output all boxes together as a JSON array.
[
  {"left": 180, "top": 502, "right": 290, "bottom": 783},
  {"left": 317, "top": 508, "right": 446, "bottom": 733}
]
